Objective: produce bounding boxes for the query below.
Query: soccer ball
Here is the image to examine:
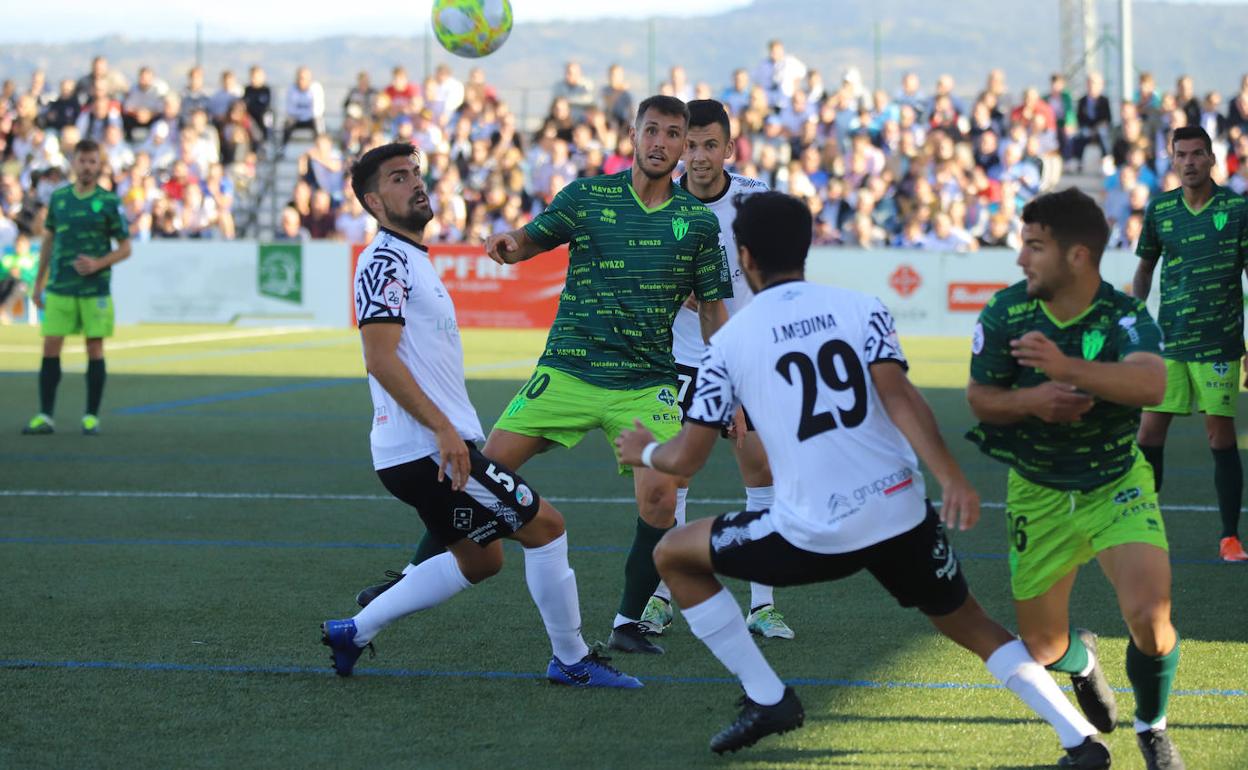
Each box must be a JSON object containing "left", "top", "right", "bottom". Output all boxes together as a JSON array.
[{"left": 431, "top": 0, "right": 513, "bottom": 58}]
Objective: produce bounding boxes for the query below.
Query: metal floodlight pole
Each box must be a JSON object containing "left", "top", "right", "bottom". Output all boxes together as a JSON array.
[{"left": 1119, "top": 0, "right": 1134, "bottom": 107}]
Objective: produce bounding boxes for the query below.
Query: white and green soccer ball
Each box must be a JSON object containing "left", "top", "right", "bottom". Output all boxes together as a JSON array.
[{"left": 431, "top": 0, "right": 514, "bottom": 59}]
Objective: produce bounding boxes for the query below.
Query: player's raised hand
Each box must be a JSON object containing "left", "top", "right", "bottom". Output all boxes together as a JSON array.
[
  {"left": 434, "top": 424, "right": 471, "bottom": 491},
  {"left": 615, "top": 419, "right": 657, "bottom": 466},
  {"left": 1010, "top": 331, "right": 1071, "bottom": 378},
  {"left": 1029, "top": 380, "right": 1095, "bottom": 423},
  {"left": 485, "top": 232, "right": 520, "bottom": 265},
  {"left": 938, "top": 475, "right": 981, "bottom": 531}
]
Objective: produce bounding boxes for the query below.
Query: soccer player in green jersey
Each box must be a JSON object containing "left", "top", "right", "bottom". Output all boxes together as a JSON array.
[
  {"left": 355, "top": 95, "right": 732, "bottom": 655},
  {"left": 22, "top": 139, "right": 131, "bottom": 436},
  {"left": 968, "top": 188, "right": 1185, "bottom": 770},
  {"left": 1132, "top": 126, "right": 1248, "bottom": 562}
]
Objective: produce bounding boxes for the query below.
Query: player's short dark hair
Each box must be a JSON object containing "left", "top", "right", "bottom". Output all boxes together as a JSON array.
[
  {"left": 1171, "top": 125, "right": 1213, "bottom": 153},
  {"left": 634, "top": 95, "right": 689, "bottom": 128},
  {"left": 73, "top": 139, "right": 100, "bottom": 156},
  {"left": 1021, "top": 187, "right": 1110, "bottom": 263},
  {"left": 732, "top": 191, "right": 811, "bottom": 276},
  {"left": 687, "top": 99, "right": 731, "bottom": 141},
  {"left": 350, "top": 142, "right": 417, "bottom": 218}
]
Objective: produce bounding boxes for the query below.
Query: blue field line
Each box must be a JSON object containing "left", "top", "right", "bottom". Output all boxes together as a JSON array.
[
  {"left": 114, "top": 378, "right": 358, "bottom": 415},
  {"left": 0, "top": 658, "right": 1242, "bottom": 698},
  {"left": 0, "top": 535, "right": 1233, "bottom": 566}
]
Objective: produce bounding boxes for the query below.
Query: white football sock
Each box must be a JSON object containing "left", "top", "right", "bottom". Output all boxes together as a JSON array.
[
  {"left": 749, "top": 583, "right": 775, "bottom": 611},
  {"left": 1135, "top": 716, "right": 1167, "bottom": 733},
  {"left": 651, "top": 487, "right": 688, "bottom": 603},
  {"left": 352, "top": 552, "right": 471, "bottom": 645},
  {"left": 986, "top": 640, "right": 1096, "bottom": 749},
  {"left": 523, "top": 532, "right": 590, "bottom": 665},
  {"left": 683, "top": 587, "right": 785, "bottom": 706}
]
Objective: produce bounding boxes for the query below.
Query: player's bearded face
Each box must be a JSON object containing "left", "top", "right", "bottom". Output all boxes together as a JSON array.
[
  {"left": 377, "top": 157, "right": 434, "bottom": 232},
  {"left": 633, "top": 112, "right": 686, "bottom": 180},
  {"left": 1017, "top": 223, "right": 1069, "bottom": 300},
  {"left": 73, "top": 152, "right": 101, "bottom": 186}
]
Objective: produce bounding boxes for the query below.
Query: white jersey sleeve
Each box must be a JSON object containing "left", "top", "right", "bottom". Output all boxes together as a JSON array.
[
  {"left": 862, "top": 298, "right": 908, "bottom": 369},
  {"left": 355, "top": 245, "right": 408, "bottom": 326},
  {"left": 684, "top": 342, "right": 739, "bottom": 429}
]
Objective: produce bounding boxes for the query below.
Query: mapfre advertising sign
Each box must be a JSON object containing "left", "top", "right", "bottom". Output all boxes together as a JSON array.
[
  {"left": 351, "top": 244, "right": 569, "bottom": 328},
  {"left": 947, "top": 282, "right": 1009, "bottom": 312}
]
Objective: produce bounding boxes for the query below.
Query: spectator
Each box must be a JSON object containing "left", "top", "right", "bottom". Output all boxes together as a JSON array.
[
  {"left": 381, "top": 67, "right": 416, "bottom": 115},
  {"left": 303, "top": 188, "right": 335, "bottom": 239},
  {"left": 122, "top": 66, "right": 168, "bottom": 141},
  {"left": 1072, "top": 73, "right": 1112, "bottom": 169},
  {"left": 0, "top": 231, "right": 38, "bottom": 325},
  {"left": 922, "top": 211, "right": 977, "bottom": 251},
  {"left": 977, "top": 212, "right": 1019, "bottom": 249},
  {"left": 101, "top": 123, "right": 134, "bottom": 172},
  {"left": 600, "top": 64, "right": 633, "bottom": 129},
  {"left": 44, "top": 79, "right": 81, "bottom": 132},
  {"left": 299, "top": 133, "right": 345, "bottom": 204},
  {"left": 1227, "top": 74, "right": 1248, "bottom": 140},
  {"left": 752, "top": 39, "right": 807, "bottom": 108},
  {"left": 208, "top": 70, "right": 243, "bottom": 124},
  {"left": 552, "top": 61, "right": 595, "bottom": 123},
  {"left": 274, "top": 205, "right": 308, "bottom": 241},
  {"left": 334, "top": 190, "right": 375, "bottom": 243},
  {"left": 428, "top": 64, "right": 464, "bottom": 125},
  {"left": 181, "top": 66, "right": 211, "bottom": 122},
  {"left": 243, "top": 65, "right": 273, "bottom": 142},
  {"left": 75, "top": 55, "right": 126, "bottom": 104},
  {"left": 720, "top": 69, "right": 751, "bottom": 117},
  {"left": 282, "top": 66, "right": 326, "bottom": 148}
]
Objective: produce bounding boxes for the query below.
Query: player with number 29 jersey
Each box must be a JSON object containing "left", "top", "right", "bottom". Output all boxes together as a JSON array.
[{"left": 686, "top": 280, "right": 926, "bottom": 553}]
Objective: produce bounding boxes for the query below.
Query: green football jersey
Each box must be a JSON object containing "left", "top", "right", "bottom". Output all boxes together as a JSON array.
[
  {"left": 44, "top": 184, "right": 129, "bottom": 297},
  {"left": 1136, "top": 185, "right": 1248, "bottom": 362},
  {"left": 966, "top": 280, "right": 1164, "bottom": 491},
  {"left": 523, "top": 170, "right": 732, "bottom": 389}
]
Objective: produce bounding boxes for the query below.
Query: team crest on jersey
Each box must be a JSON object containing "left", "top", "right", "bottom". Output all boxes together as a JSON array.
[
  {"left": 1081, "top": 329, "right": 1106, "bottom": 360},
  {"left": 1213, "top": 211, "right": 1229, "bottom": 231},
  {"left": 91, "top": 199, "right": 104, "bottom": 213},
  {"left": 656, "top": 387, "right": 676, "bottom": 407},
  {"left": 671, "top": 216, "right": 689, "bottom": 241}
]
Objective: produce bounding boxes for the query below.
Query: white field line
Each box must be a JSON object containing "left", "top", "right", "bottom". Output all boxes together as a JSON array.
[
  {"left": 0, "top": 327, "right": 325, "bottom": 355},
  {"left": 0, "top": 489, "right": 1217, "bottom": 511}
]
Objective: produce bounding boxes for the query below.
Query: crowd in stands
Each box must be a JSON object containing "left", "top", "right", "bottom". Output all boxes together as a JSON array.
[{"left": 3, "top": 45, "right": 1248, "bottom": 282}]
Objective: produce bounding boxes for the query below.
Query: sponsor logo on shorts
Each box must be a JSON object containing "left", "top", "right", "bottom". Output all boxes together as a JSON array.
[
  {"left": 1112, "top": 487, "right": 1141, "bottom": 505},
  {"left": 515, "top": 484, "right": 534, "bottom": 507},
  {"left": 1212, "top": 361, "right": 1231, "bottom": 377},
  {"left": 453, "top": 508, "right": 473, "bottom": 531},
  {"left": 711, "top": 525, "right": 751, "bottom": 552},
  {"left": 656, "top": 387, "right": 677, "bottom": 408},
  {"left": 490, "top": 500, "right": 522, "bottom": 532},
  {"left": 932, "top": 539, "right": 959, "bottom": 581}
]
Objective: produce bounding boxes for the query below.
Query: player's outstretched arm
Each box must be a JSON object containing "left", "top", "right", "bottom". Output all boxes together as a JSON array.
[
  {"left": 360, "top": 323, "right": 470, "bottom": 490},
  {"left": 616, "top": 420, "right": 719, "bottom": 479},
  {"left": 871, "top": 362, "right": 980, "bottom": 530},
  {"left": 1010, "top": 331, "right": 1166, "bottom": 407},
  {"left": 484, "top": 228, "right": 545, "bottom": 265}
]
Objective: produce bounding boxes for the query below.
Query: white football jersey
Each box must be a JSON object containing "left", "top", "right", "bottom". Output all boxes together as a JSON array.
[
  {"left": 685, "top": 280, "right": 927, "bottom": 554},
  {"left": 671, "top": 172, "right": 769, "bottom": 366},
  {"left": 354, "top": 227, "right": 485, "bottom": 470}
]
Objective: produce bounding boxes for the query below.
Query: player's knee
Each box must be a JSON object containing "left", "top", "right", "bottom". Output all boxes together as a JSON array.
[
  {"left": 1121, "top": 596, "right": 1171, "bottom": 641},
  {"left": 652, "top": 531, "right": 684, "bottom": 578}
]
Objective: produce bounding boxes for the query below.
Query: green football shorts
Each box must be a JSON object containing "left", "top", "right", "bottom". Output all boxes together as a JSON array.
[
  {"left": 1005, "top": 447, "right": 1169, "bottom": 601},
  {"left": 42, "top": 291, "right": 114, "bottom": 338},
  {"left": 1144, "top": 358, "right": 1239, "bottom": 418},
  {"left": 493, "top": 365, "right": 683, "bottom": 475}
]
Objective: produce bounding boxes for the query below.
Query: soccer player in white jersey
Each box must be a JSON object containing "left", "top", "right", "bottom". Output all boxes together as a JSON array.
[
  {"left": 617, "top": 192, "right": 1111, "bottom": 766},
  {"left": 640, "top": 99, "right": 794, "bottom": 641},
  {"left": 320, "top": 143, "right": 641, "bottom": 690}
]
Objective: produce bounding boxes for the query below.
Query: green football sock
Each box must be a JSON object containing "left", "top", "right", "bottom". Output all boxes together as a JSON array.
[
  {"left": 1211, "top": 447, "right": 1242, "bottom": 538},
  {"left": 1044, "top": 628, "right": 1090, "bottom": 675},
  {"left": 617, "top": 517, "right": 673, "bottom": 621},
  {"left": 1139, "top": 443, "right": 1165, "bottom": 492},
  {"left": 409, "top": 530, "right": 446, "bottom": 567},
  {"left": 1126, "top": 635, "right": 1180, "bottom": 726}
]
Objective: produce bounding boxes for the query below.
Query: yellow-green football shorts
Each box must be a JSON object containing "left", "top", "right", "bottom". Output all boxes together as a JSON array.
[
  {"left": 1144, "top": 359, "right": 1239, "bottom": 417},
  {"left": 1005, "top": 448, "right": 1169, "bottom": 601},
  {"left": 41, "top": 292, "right": 115, "bottom": 338},
  {"left": 493, "top": 365, "right": 683, "bottom": 475}
]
